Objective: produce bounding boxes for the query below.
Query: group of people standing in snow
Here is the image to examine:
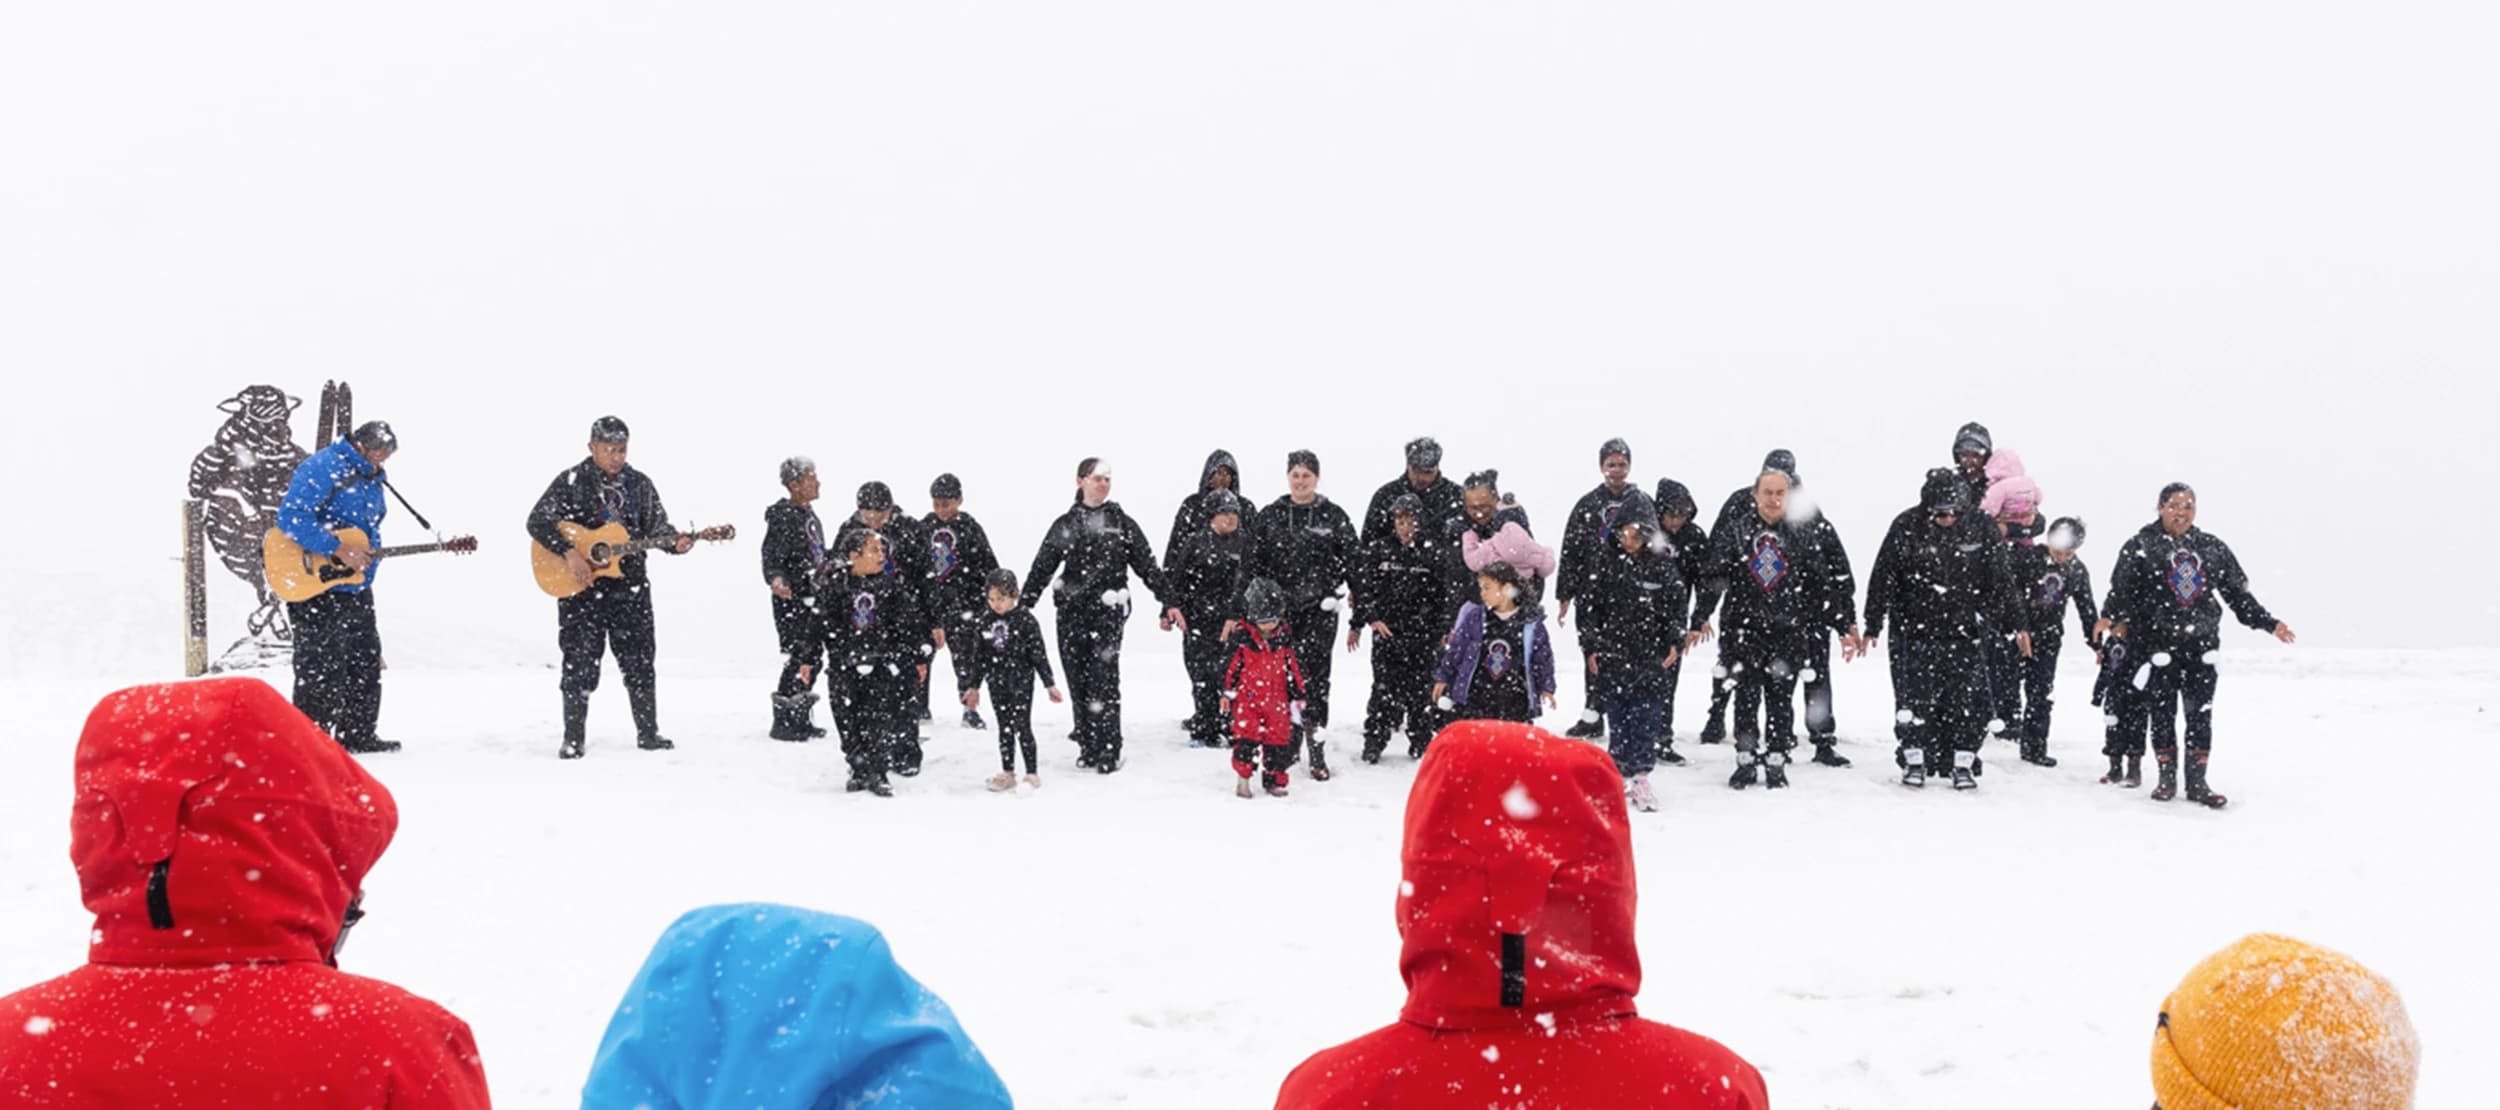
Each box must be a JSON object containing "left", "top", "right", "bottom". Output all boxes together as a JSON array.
[
  {"left": 756, "top": 421, "right": 2294, "bottom": 811},
  {"left": 265, "top": 410, "right": 2296, "bottom": 811}
]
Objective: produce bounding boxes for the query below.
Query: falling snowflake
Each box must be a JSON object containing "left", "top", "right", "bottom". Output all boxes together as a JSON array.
[
  {"left": 1481, "top": 1046, "right": 1500, "bottom": 1063},
  {"left": 1502, "top": 783, "right": 1541, "bottom": 820},
  {"left": 23, "top": 1016, "right": 54, "bottom": 1036}
]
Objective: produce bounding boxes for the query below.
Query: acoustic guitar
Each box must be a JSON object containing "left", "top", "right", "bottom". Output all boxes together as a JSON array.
[
  {"left": 263, "top": 527, "right": 480, "bottom": 603},
  {"left": 531, "top": 521, "right": 736, "bottom": 598}
]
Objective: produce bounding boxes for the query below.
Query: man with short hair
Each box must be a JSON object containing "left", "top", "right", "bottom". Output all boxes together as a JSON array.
[
  {"left": 762, "top": 456, "right": 829, "bottom": 742},
  {"left": 275, "top": 419, "right": 402, "bottom": 754},
  {"left": 1555, "top": 437, "right": 1638, "bottom": 740},
  {"left": 527, "top": 416, "right": 694, "bottom": 759}
]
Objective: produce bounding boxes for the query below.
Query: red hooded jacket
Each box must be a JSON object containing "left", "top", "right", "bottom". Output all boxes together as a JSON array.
[
  {"left": 1223, "top": 622, "right": 1306, "bottom": 745},
  {"left": 1274, "top": 721, "right": 1769, "bottom": 1109},
  {"left": 0, "top": 677, "right": 491, "bottom": 1107}
]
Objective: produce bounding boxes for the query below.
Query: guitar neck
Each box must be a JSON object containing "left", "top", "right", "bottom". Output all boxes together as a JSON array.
[{"left": 370, "top": 541, "right": 460, "bottom": 559}]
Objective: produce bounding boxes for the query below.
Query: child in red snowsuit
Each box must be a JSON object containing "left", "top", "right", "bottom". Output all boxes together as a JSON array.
[{"left": 1224, "top": 591, "right": 1308, "bottom": 797}]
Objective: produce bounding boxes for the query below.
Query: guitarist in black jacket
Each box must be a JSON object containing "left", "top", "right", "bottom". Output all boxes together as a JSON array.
[{"left": 525, "top": 416, "right": 691, "bottom": 759}]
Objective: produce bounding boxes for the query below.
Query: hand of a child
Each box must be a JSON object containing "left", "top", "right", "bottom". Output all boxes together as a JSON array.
[
  {"left": 961, "top": 689, "right": 980, "bottom": 710},
  {"left": 1047, "top": 687, "right": 1065, "bottom": 704}
]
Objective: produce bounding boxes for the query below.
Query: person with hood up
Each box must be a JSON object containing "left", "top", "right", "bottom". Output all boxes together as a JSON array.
[
  {"left": 1578, "top": 489, "right": 1693, "bottom": 811},
  {"left": 1272, "top": 720, "right": 1769, "bottom": 1109},
  {"left": 2007, "top": 515, "right": 2098, "bottom": 767},
  {"left": 1360, "top": 436, "right": 1463, "bottom": 545},
  {"left": 762, "top": 456, "right": 830, "bottom": 742},
  {"left": 1350, "top": 492, "right": 1454, "bottom": 762},
  {"left": 2146, "top": 933, "right": 2418, "bottom": 1110},
  {"left": 923, "top": 472, "right": 1002, "bottom": 729},
  {"left": 1432, "top": 561, "right": 1558, "bottom": 723},
  {"left": 1234, "top": 449, "right": 1360, "bottom": 780},
  {"left": 1021, "top": 457, "right": 1186, "bottom": 773},
  {"left": 1223, "top": 577, "right": 1310, "bottom": 797},
  {"left": 1168, "top": 488, "right": 1251, "bottom": 746},
  {"left": 1167, "top": 448, "right": 1257, "bottom": 559},
  {"left": 581, "top": 903, "right": 1011, "bottom": 1109},
  {"left": 1652, "top": 478, "right": 1714, "bottom": 745},
  {"left": 1698, "top": 465, "right": 1859, "bottom": 789},
  {"left": 1554, "top": 437, "right": 1640, "bottom": 741},
  {"left": 1855, "top": 468, "right": 2027, "bottom": 790},
  {"left": 2093, "top": 482, "right": 2294, "bottom": 807},
  {"left": 1699, "top": 449, "right": 1856, "bottom": 769},
  {"left": 0, "top": 677, "right": 490, "bottom": 1106}
]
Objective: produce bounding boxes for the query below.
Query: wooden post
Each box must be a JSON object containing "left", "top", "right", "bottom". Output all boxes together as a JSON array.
[{"left": 183, "top": 499, "right": 208, "bottom": 676}]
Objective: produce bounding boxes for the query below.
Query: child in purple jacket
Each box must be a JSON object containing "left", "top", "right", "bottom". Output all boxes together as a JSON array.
[{"left": 1432, "top": 561, "right": 1558, "bottom": 723}]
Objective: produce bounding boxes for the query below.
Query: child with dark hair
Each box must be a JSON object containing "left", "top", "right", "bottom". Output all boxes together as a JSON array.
[
  {"left": 960, "top": 568, "right": 1060, "bottom": 791},
  {"left": 1224, "top": 578, "right": 1308, "bottom": 797},
  {"left": 821, "top": 529, "right": 930, "bottom": 796},
  {"left": 1432, "top": 562, "right": 1557, "bottom": 723},
  {"left": 923, "top": 472, "right": 1001, "bottom": 730},
  {"left": 2007, "top": 516, "right": 2097, "bottom": 766},
  {"left": 1167, "top": 490, "right": 1250, "bottom": 746}
]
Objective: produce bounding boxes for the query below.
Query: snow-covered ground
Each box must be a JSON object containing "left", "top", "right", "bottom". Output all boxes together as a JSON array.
[{"left": 4, "top": 640, "right": 2491, "bottom": 1107}]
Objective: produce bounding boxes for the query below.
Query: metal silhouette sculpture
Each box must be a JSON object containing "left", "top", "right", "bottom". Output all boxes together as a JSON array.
[{"left": 189, "top": 385, "right": 311, "bottom": 640}]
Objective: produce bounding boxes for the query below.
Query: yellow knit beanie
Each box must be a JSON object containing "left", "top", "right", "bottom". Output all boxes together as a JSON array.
[{"left": 2151, "top": 933, "right": 2420, "bottom": 1110}]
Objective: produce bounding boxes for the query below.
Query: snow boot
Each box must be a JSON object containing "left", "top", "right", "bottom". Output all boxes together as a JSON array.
[
  {"left": 2098, "top": 753, "right": 2127, "bottom": 784},
  {"left": 2019, "top": 735, "right": 2058, "bottom": 767},
  {"left": 559, "top": 735, "right": 586, "bottom": 760},
  {"left": 1307, "top": 730, "right": 1332, "bottom": 781},
  {"left": 1627, "top": 774, "right": 1659, "bottom": 812},
  {"left": 1764, "top": 750, "right": 1790, "bottom": 790},
  {"left": 2150, "top": 751, "right": 2178, "bottom": 801},
  {"left": 636, "top": 733, "right": 675, "bottom": 752},
  {"left": 770, "top": 695, "right": 814, "bottom": 742},
  {"left": 1809, "top": 739, "right": 1852, "bottom": 768},
  {"left": 1263, "top": 771, "right": 1289, "bottom": 798},
  {"left": 1565, "top": 710, "right": 1605, "bottom": 740},
  {"left": 1698, "top": 720, "right": 1726, "bottom": 745},
  {"left": 2184, "top": 751, "right": 2228, "bottom": 809},
  {"left": 339, "top": 736, "right": 402, "bottom": 755},
  {"left": 2123, "top": 754, "right": 2143, "bottom": 788},
  {"left": 1361, "top": 736, "right": 1386, "bottom": 764},
  {"left": 867, "top": 775, "right": 894, "bottom": 798},
  {"left": 1659, "top": 745, "right": 1688, "bottom": 766},
  {"left": 1901, "top": 747, "right": 1926, "bottom": 788},
  {"left": 962, "top": 709, "right": 987, "bottom": 730},
  {"left": 1951, "top": 750, "right": 1978, "bottom": 791},
  {"left": 1727, "top": 754, "right": 1759, "bottom": 790}
]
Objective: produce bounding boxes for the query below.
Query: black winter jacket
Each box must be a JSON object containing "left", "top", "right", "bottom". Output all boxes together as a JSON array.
[
  {"left": 2102, "top": 523, "right": 2278, "bottom": 647},
  {"left": 1862, "top": 507, "right": 2020, "bottom": 643},
  {"left": 527, "top": 460, "right": 680, "bottom": 585},
  {"left": 1020, "top": 500, "right": 1171, "bottom": 613}
]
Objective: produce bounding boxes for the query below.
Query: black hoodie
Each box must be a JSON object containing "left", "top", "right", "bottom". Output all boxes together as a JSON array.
[
  {"left": 1350, "top": 524, "right": 1454, "bottom": 638},
  {"left": 1362, "top": 472, "right": 1464, "bottom": 547},
  {"left": 1019, "top": 499, "right": 1172, "bottom": 614},
  {"left": 1167, "top": 524, "right": 1250, "bottom": 629},
  {"left": 1699, "top": 506, "right": 1853, "bottom": 640},
  {"left": 1862, "top": 470, "right": 2020, "bottom": 642},
  {"left": 1166, "top": 450, "right": 1256, "bottom": 564},
  {"left": 2102, "top": 522, "right": 2277, "bottom": 647},
  {"left": 834, "top": 512, "right": 939, "bottom": 630},
  {"left": 920, "top": 510, "right": 1002, "bottom": 626},
  {"left": 1951, "top": 421, "right": 1995, "bottom": 506},
  {"left": 1556, "top": 480, "right": 1643, "bottom": 609},
  {"left": 1240, "top": 493, "right": 1360, "bottom": 615}
]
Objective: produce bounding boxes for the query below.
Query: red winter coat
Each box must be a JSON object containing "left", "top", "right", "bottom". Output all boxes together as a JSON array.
[
  {"left": 0, "top": 678, "right": 491, "bottom": 1108},
  {"left": 1274, "top": 720, "right": 1769, "bottom": 1109},
  {"left": 1223, "top": 623, "right": 1306, "bottom": 745}
]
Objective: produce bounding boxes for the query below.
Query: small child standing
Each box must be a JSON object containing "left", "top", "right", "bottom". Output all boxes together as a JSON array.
[
  {"left": 961, "top": 569, "right": 1061, "bottom": 791},
  {"left": 1432, "top": 561, "right": 1558, "bottom": 724},
  {"left": 822, "top": 529, "right": 930, "bottom": 797},
  {"left": 1223, "top": 578, "right": 1308, "bottom": 798},
  {"left": 2008, "top": 516, "right": 2098, "bottom": 766}
]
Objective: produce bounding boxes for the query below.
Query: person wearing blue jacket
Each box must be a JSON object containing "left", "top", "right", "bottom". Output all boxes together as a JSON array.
[
  {"left": 274, "top": 420, "right": 400, "bottom": 754},
  {"left": 582, "top": 903, "right": 1013, "bottom": 1110}
]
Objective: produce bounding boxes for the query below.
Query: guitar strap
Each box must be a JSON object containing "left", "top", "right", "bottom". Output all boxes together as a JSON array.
[
  {"left": 310, "top": 457, "right": 435, "bottom": 533},
  {"left": 380, "top": 477, "right": 434, "bottom": 531}
]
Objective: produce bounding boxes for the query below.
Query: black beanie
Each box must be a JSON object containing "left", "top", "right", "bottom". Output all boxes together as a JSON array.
[
  {"left": 1405, "top": 437, "right": 1442, "bottom": 470},
  {"left": 1203, "top": 489, "right": 1242, "bottom": 518},
  {"left": 1953, "top": 422, "right": 1994, "bottom": 461},
  {"left": 349, "top": 420, "right": 397, "bottom": 453},
  {"left": 930, "top": 473, "right": 962, "bottom": 500},
  {"left": 1287, "top": 449, "right": 1321, "bottom": 476},
  {"left": 1922, "top": 468, "right": 1972, "bottom": 514},
  {"left": 856, "top": 481, "right": 894, "bottom": 510},
  {"left": 1761, "top": 449, "right": 1798, "bottom": 483},
  {"left": 1600, "top": 437, "right": 1631, "bottom": 464},
  {"left": 589, "top": 415, "right": 630, "bottom": 443}
]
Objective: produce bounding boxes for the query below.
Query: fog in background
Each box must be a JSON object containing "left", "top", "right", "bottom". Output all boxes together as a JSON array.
[{"left": 6, "top": 2, "right": 2495, "bottom": 678}]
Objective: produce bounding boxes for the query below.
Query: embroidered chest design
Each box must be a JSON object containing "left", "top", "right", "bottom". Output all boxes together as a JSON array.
[
  {"left": 1750, "top": 534, "right": 1790, "bottom": 592},
  {"left": 1484, "top": 639, "right": 1515, "bottom": 679},
  {"left": 930, "top": 528, "right": 959, "bottom": 579},
  {"left": 2167, "top": 550, "right": 2207, "bottom": 607},
  {"left": 852, "top": 593, "right": 878, "bottom": 630},
  {"left": 987, "top": 619, "right": 1012, "bottom": 651}
]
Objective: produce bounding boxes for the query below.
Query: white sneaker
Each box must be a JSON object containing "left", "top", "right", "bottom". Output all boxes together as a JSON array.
[
  {"left": 985, "top": 772, "right": 1016, "bottom": 792},
  {"left": 1627, "top": 774, "right": 1659, "bottom": 812}
]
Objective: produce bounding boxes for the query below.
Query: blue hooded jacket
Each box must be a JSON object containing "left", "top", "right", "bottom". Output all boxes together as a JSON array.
[
  {"left": 582, "top": 904, "right": 1013, "bottom": 1110},
  {"left": 275, "top": 437, "right": 388, "bottom": 590}
]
